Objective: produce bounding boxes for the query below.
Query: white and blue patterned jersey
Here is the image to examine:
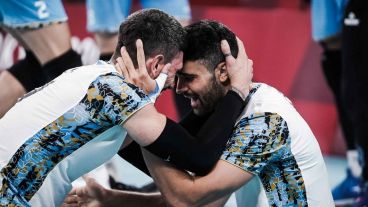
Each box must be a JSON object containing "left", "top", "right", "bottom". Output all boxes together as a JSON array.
[
  {"left": 0, "top": 0, "right": 68, "bottom": 29},
  {"left": 0, "top": 61, "right": 151, "bottom": 207},
  {"left": 221, "top": 83, "right": 334, "bottom": 207}
]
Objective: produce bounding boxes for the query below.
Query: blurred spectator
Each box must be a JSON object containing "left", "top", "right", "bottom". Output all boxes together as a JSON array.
[{"left": 341, "top": 0, "right": 368, "bottom": 206}]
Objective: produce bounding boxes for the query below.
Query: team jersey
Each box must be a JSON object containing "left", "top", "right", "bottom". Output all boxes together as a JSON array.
[
  {"left": 86, "top": 0, "right": 191, "bottom": 33},
  {"left": 0, "top": 0, "right": 67, "bottom": 29},
  {"left": 221, "top": 83, "right": 334, "bottom": 207},
  {"left": 0, "top": 61, "right": 151, "bottom": 206}
]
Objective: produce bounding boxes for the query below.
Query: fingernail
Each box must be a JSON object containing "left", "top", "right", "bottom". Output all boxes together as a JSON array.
[{"left": 221, "top": 40, "right": 226, "bottom": 46}]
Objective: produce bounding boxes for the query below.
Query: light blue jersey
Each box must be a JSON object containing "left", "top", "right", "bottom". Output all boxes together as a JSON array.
[
  {"left": 86, "top": 0, "right": 191, "bottom": 33},
  {"left": 311, "top": 0, "right": 349, "bottom": 41},
  {"left": 0, "top": 0, "right": 67, "bottom": 29}
]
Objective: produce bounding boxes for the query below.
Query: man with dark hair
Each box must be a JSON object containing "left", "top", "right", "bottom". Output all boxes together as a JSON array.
[
  {"left": 144, "top": 20, "right": 333, "bottom": 207},
  {"left": 111, "top": 9, "right": 185, "bottom": 68},
  {"left": 66, "top": 20, "right": 334, "bottom": 207},
  {"left": 0, "top": 10, "right": 252, "bottom": 206}
]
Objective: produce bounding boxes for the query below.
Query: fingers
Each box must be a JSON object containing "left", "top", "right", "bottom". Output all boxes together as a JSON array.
[
  {"left": 85, "top": 177, "right": 105, "bottom": 199},
  {"left": 115, "top": 57, "right": 130, "bottom": 79},
  {"left": 115, "top": 62, "right": 122, "bottom": 74},
  {"left": 136, "top": 39, "right": 146, "bottom": 73},
  {"left": 63, "top": 189, "right": 79, "bottom": 207},
  {"left": 61, "top": 203, "right": 79, "bottom": 207},
  {"left": 63, "top": 194, "right": 79, "bottom": 204},
  {"left": 248, "top": 59, "right": 254, "bottom": 80},
  {"left": 68, "top": 187, "right": 77, "bottom": 196},
  {"left": 85, "top": 177, "right": 99, "bottom": 188},
  {"left": 120, "top": 46, "right": 137, "bottom": 79},
  {"left": 235, "top": 37, "right": 248, "bottom": 60},
  {"left": 221, "top": 40, "right": 235, "bottom": 64},
  {"left": 161, "top": 63, "right": 171, "bottom": 75},
  {"left": 117, "top": 40, "right": 157, "bottom": 93}
]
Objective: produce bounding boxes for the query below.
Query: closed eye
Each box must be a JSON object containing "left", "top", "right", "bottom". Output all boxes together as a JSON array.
[{"left": 176, "top": 72, "right": 196, "bottom": 82}]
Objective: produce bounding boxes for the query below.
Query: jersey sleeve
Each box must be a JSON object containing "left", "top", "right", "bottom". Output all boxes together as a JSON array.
[
  {"left": 220, "top": 112, "right": 290, "bottom": 175},
  {"left": 85, "top": 73, "right": 152, "bottom": 125}
]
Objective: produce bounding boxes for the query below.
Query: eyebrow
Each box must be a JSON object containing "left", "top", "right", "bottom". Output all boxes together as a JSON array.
[{"left": 176, "top": 71, "right": 196, "bottom": 78}]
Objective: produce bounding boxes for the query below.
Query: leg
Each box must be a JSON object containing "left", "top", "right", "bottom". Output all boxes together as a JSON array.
[
  {"left": 321, "top": 39, "right": 362, "bottom": 205},
  {"left": 93, "top": 32, "right": 119, "bottom": 61},
  {"left": 86, "top": 0, "right": 132, "bottom": 61},
  {"left": 0, "top": 0, "right": 81, "bottom": 116},
  {"left": 342, "top": 0, "right": 368, "bottom": 205},
  {"left": 0, "top": 70, "right": 26, "bottom": 117},
  {"left": 13, "top": 23, "right": 71, "bottom": 65}
]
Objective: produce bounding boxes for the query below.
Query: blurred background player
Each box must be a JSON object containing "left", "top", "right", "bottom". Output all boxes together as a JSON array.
[
  {"left": 0, "top": 0, "right": 82, "bottom": 117},
  {"left": 311, "top": 0, "right": 361, "bottom": 205},
  {"left": 341, "top": 0, "right": 368, "bottom": 205}
]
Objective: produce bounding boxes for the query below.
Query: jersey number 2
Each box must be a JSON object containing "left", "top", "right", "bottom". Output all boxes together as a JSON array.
[{"left": 34, "top": 1, "right": 50, "bottom": 19}]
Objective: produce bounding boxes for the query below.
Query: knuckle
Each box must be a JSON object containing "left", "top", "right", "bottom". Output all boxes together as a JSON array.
[{"left": 138, "top": 74, "right": 145, "bottom": 80}]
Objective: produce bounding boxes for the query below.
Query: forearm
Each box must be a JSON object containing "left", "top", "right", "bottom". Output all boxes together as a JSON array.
[
  {"left": 118, "top": 141, "right": 151, "bottom": 176},
  {"left": 105, "top": 189, "right": 165, "bottom": 207},
  {"left": 144, "top": 90, "right": 245, "bottom": 175},
  {"left": 203, "top": 194, "right": 231, "bottom": 207},
  {"left": 142, "top": 149, "right": 235, "bottom": 207}
]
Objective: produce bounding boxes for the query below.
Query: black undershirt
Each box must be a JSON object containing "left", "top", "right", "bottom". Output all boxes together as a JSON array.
[{"left": 118, "top": 90, "right": 245, "bottom": 176}]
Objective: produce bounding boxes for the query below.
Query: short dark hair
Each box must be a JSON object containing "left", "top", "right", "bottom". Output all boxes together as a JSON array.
[
  {"left": 183, "top": 20, "right": 238, "bottom": 71},
  {"left": 113, "top": 9, "right": 185, "bottom": 67}
]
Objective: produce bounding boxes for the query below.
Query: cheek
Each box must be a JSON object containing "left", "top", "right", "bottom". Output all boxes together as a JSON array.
[{"left": 191, "top": 84, "right": 207, "bottom": 96}]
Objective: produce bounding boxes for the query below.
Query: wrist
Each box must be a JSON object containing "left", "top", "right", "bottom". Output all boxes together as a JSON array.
[
  {"left": 230, "top": 86, "right": 248, "bottom": 102},
  {"left": 146, "top": 80, "right": 158, "bottom": 94},
  {"left": 148, "top": 73, "right": 167, "bottom": 103},
  {"left": 105, "top": 189, "right": 123, "bottom": 206}
]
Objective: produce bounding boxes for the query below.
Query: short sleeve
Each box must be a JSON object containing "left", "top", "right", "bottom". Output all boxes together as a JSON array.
[
  {"left": 221, "top": 112, "right": 290, "bottom": 175},
  {"left": 84, "top": 73, "right": 152, "bottom": 125}
]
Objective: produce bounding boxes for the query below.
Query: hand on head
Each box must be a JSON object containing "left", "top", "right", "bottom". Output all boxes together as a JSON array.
[
  {"left": 114, "top": 39, "right": 171, "bottom": 94},
  {"left": 221, "top": 37, "right": 253, "bottom": 98}
]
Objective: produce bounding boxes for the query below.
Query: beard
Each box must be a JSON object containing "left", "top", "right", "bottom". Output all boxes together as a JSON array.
[{"left": 193, "top": 77, "right": 227, "bottom": 116}]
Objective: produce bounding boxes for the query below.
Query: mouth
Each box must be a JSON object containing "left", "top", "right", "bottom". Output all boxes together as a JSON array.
[{"left": 184, "top": 94, "right": 201, "bottom": 109}]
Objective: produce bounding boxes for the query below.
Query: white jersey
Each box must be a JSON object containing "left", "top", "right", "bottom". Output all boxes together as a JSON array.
[
  {"left": 0, "top": 61, "right": 151, "bottom": 207},
  {"left": 221, "top": 83, "right": 334, "bottom": 207}
]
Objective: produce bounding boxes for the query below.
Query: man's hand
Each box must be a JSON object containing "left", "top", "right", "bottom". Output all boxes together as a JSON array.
[
  {"left": 221, "top": 37, "right": 253, "bottom": 99},
  {"left": 63, "top": 176, "right": 166, "bottom": 207},
  {"left": 115, "top": 39, "right": 171, "bottom": 94},
  {"left": 62, "top": 177, "right": 108, "bottom": 207}
]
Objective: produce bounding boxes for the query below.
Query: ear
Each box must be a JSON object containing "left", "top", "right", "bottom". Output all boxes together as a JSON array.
[
  {"left": 147, "top": 55, "right": 164, "bottom": 78},
  {"left": 215, "top": 62, "right": 229, "bottom": 84}
]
